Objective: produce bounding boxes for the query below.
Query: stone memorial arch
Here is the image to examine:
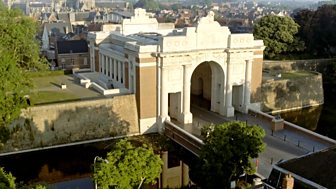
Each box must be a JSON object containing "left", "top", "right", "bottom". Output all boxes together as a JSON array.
[
  {"left": 88, "top": 9, "right": 264, "bottom": 133},
  {"left": 156, "top": 12, "right": 264, "bottom": 127}
]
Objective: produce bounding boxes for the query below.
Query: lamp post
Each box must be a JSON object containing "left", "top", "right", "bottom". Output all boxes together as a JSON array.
[
  {"left": 93, "top": 156, "right": 109, "bottom": 189},
  {"left": 93, "top": 156, "right": 100, "bottom": 189}
]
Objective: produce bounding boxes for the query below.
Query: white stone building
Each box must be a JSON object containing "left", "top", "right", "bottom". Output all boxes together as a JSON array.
[{"left": 87, "top": 8, "right": 265, "bottom": 133}]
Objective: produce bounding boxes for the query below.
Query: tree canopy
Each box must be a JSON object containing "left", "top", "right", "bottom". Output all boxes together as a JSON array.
[
  {"left": 93, "top": 139, "right": 163, "bottom": 189},
  {"left": 0, "top": 2, "right": 47, "bottom": 142},
  {"left": 134, "top": 0, "right": 159, "bottom": 11},
  {"left": 253, "top": 15, "right": 304, "bottom": 59},
  {"left": 190, "top": 121, "right": 265, "bottom": 189},
  {"left": 293, "top": 5, "right": 336, "bottom": 57},
  {"left": 0, "top": 4, "right": 46, "bottom": 70},
  {"left": 0, "top": 167, "right": 46, "bottom": 189},
  {"left": 0, "top": 167, "right": 16, "bottom": 189}
]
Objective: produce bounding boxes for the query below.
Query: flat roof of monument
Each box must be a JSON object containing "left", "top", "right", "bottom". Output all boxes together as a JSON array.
[
  {"left": 127, "top": 32, "right": 161, "bottom": 45},
  {"left": 28, "top": 73, "right": 104, "bottom": 105}
]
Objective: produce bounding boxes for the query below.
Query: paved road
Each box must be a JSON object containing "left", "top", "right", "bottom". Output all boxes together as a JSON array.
[{"left": 182, "top": 105, "right": 332, "bottom": 178}]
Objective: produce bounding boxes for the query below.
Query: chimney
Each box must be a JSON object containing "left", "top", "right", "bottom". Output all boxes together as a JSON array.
[{"left": 282, "top": 174, "right": 294, "bottom": 189}]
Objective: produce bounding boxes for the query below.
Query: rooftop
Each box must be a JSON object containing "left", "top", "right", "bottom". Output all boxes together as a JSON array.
[
  {"left": 56, "top": 40, "right": 88, "bottom": 54},
  {"left": 127, "top": 32, "right": 161, "bottom": 45},
  {"left": 29, "top": 73, "right": 103, "bottom": 105},
  {"left": 277, "top": 146, "right": 336, "bottom": 188}
]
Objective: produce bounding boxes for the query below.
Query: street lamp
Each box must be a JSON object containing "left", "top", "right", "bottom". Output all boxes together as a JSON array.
[{"left": 93, "top": 156, "right": 109, "bottom": 189}]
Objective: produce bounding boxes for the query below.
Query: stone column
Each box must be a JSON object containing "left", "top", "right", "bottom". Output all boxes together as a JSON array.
[
  {"left": 115, "top": 60, "right": 119, "bottom": 81},
  {"left": 118, "top": 61, "right": 122, "bottom": 82},
  {"left": 109, "top": 58, "right": 113, "bottom": 79},
  {"left": 243, "top": 59, "right": 252, "bottom": 113},
  {"left": 112, "top": 59, "right": 115, "bottom": 79},
  {"left": 182, "top": 64, "right": 193, "bottom": 124},
  {"left": 224, "top": 61, "right": 234, "bottom": 117},
  {"left": 105, "top": 56, "right": 108, "bottom": 75},
  {"left": 182, "top": 163, "right": 189, "bottom": 186},
  {"left": 103, "top": 55, "right": 107, "bottom": 75},
  {"left": 90, "top": 42, "right": 95, "bottom": 72},
  {"left": 160, "top": 67, "right": 169, "bottom": 121},
  {"left": 98, "top": 53, "right": 102, "bottom": 73},
  {"left": 121, "top": 62, "right": 124, "bottom": 84},
  {"left": 161, "top": 151, "right": 168, "bottom": 188}
]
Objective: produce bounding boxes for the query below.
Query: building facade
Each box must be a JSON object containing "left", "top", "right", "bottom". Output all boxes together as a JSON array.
[{"left": 87, "top": 9, "right": 265, "bottom": 133}]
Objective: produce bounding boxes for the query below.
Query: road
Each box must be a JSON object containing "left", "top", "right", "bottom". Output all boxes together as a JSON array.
[{"left": 183, "top": 105, "right": 329, "bottom": 178}]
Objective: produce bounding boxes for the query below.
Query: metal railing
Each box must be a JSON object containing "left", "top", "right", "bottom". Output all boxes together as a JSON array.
[{"left": 248, "top": 108, "right": 336, "bottom": 157}]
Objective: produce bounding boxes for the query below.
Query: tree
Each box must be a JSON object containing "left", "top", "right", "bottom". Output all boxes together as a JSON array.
[
  {"left": 253, "top": 15, "right": 305, "bottom": 59},
  {"left": 93, "top": 139, "right": 163, "bottom": 189},
  {"left": 293, "top": 5, "right": 336, "bottom": 57},
  {"left": 0, "top": 3, "right": 46, "bottom": 70},
  {"left": 0, "top": 167, "right": 16, "bottom": 189},
  {"left": 0, "top": 2, "right": 47, "bottom": 142},
  {"left": 0, "top": 167, "right": 46, "bottom": 189},
  {"left": 0, "top": 52, "right": 30, "bottom": 142},
  {"left": 190, "top": 121, "right": 265, "bottom": 189},
  {"left": 134, "top": 0, "right": 159, "bottom": 11}
]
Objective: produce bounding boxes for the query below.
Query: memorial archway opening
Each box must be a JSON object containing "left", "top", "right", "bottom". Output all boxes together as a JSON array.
[{"left": 190, "top": 61, "right": 225, "bottom": 114}]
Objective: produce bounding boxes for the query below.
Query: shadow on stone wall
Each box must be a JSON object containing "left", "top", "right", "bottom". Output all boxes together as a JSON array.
[{"left": 1, "top": 105, "right": 137, "bottom": 152}]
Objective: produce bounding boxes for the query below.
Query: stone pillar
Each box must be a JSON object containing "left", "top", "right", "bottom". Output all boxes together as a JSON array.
[
  {"left": 160, "top": 67, "right": 169, "bottom": 122},
  {"left": 109, "top": 58, "right": 113, "bottom": 79},
  {"left": 224, "top": 61, "right": 234, "bottom": 117},
  {"left": 161, "top": 151, "right": 168, "bottom": 188},
  {"left": 121, "top": 62, "right": 124, "bottom": 84},
  {"left": 118, "top": 60, "right": 121, "bottom": 82},
  {"left": 106, "top": 57, "right": 109, "bottom": 76},
  {"left": 182, "top": 64, "right": 193, "bottom": 124},
  {"left": 90, "top": 42, "right": 95, "bottom": 72},
  {"left": 112, "top": 59, "right": 115, "bottom": 79},
  {"left": 182, "top": 163, "right": 189, "bottom": 187},
  {"left": 243, "top": 59, "right": 252, "bottom": 113},
  {"left": 103, "top": 55, "right": 106, "bottom": 75},
  {"left": 98, "top": 53, "right": 102, "bottom": 73},
  {"left": 210, "top": 70, "right": 219, "bottom": 113},
  {"left": 105, "top": 56, "right": 108, "bottom": 75}
]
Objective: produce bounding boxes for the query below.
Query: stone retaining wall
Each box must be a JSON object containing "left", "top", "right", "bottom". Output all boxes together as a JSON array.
[
  {"left": 261, "top": 72, "right": 324, "bottom": 112},
  {"left": 261, "top": 59, "right": 333, "bottom": 112},
  {"left": 1, "top": 95, "right": 139, "bottom": 153}
]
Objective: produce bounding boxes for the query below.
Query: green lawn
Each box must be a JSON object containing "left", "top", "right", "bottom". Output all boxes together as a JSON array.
[
  {"left": 279, "top": 71, "right": 314, "bottom": 79},
  {"left": 28, "top": 74, "right": 100, "bottom": 105},
  {"left": 31, "top": 76, "right": 66, "bottom": 89},
  {"left": 29, "top": 91, "right": 80, "bottom": 105}
]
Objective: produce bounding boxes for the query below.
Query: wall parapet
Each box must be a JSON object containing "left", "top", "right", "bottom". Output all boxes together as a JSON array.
[{"left": 248, "top": 109, "right": 336, "bottom": 146}]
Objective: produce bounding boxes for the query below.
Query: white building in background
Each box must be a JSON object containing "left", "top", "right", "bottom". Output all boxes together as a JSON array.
[{"left": 87, "top": 8, "right": 265, "bottom": 133}]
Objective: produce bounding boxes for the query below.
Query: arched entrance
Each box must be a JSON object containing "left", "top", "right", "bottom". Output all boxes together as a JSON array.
[{"left": 190, "top": 61, "right": 225, "bottom": 114}]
